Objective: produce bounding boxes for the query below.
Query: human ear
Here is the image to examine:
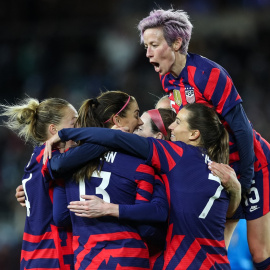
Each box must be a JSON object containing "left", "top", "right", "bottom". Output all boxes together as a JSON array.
[
  {"left": 48, "top": 124, "right": 58, "bottom": 135},
  {"left": 173, "top": 38, "right": 182, "bottom": 51},
  {"left": 155, "top": 132, "right": 164, "bottom": 139},
  {"left": 112, "top": 115, "right": 122, "bottom": 126},
  {"left": 190, "top": 129, "right": 200, "bottom": 141}
]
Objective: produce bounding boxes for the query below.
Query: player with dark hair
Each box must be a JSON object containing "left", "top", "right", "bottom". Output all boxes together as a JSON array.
[
  {"left": 134, "top": 108, "right": 176, "bottom": 141},
  {"left": 137, "top": 8, "right": 270, "bottom": 269},
  {"left": 0, "top": 97, "right": 77, "bottom": 270},
  {"left": 47, "top": 91, "right": 168, "bottom": 270},
  {"left": 45, "top": 103, "right": 241, "bottom": 269}
]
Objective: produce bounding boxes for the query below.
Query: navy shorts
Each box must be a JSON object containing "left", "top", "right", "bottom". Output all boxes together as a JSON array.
[{"left": 231, "top": 164, "right": 270, "bottom": 220}]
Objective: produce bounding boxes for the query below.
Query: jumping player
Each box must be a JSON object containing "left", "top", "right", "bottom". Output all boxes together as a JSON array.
[{"left": 137, "top": 8, "right": 270, "bottom": 269}]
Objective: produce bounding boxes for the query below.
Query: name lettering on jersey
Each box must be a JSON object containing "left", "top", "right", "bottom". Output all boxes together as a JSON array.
[
  {"left": 203, "top": 154, "right": 211, "bottom": 165},
  {"left": 185, "top": 87, "right": 195, "bottom": 104},
  {"left": 104, "top": 151, "right": 117, "bottom": 163},
  {"left": 173, "top": 89, "right": 182, "bottom": 107}
]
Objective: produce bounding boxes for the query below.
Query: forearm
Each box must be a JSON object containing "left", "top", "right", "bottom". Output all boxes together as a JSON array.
[
  {"left": 226, "top": 186, "right": 241, "bottom": 218},
  {"left": 225, "top": 104, "right": 254, "bottom": 191},
  {"left": 49, "top": 143, "right": 108, "bottom": 178},
  {"left": 59, "top": 128, "right": 150, "bottom": 159}
]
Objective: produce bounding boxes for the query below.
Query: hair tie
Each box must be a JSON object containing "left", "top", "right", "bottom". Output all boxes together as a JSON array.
[
  {"left": 91, "top": 98, "right": 99, "bottom": 106},
  {"left": 219, "top": 121, "right": 224, "bottom": 129},
  {"left": 104, "top": 96, "right": 131, "bottom": 124},
  {"left": 148, "top": 109, "right": 167, "bottom": 137}
]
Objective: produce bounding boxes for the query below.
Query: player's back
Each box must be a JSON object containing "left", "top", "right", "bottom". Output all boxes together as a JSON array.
[
  {"left": 65, "top": 151, "right": 154, "bottom": 270},
  {"left": 147, "top": 139, "right": 230, "bottom": 269},
  {"left": 20, "top": 145, "right": 73, "bottom": 270}
]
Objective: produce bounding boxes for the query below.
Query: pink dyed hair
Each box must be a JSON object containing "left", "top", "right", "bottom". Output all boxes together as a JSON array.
[{"left": 137, "top": 8, "right": 193, "bottom": 55}]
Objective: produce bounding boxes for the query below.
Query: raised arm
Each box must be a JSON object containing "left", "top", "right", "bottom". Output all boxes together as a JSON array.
[
  {"left": 58, "top": 128, "right": 150, "bottom": 159},
  {"left": 224, "top": 104, "right": 254, "bottom": 194},
  {"left": 47, "top": 143, "right": 108, "bottom": 178}
]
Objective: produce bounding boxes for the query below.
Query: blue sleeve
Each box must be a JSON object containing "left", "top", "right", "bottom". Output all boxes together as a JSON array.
[
  {"left": 59, "top": 128, "right": 150, "bottom": 159},
  {"left": 224, "top": 103, "right": 255, "bottom": 192},
  {"left": 48, "top": 143, "right": 108, "bottom": 178},
  {"left": 53, "top": 184, "right": 71, "bottom": 227},
  {"left": 124, "top": 178, "right": 168, "bottom": 247},
  {"left": 119, "top": 178, "right": 168, "bottom": 222}
]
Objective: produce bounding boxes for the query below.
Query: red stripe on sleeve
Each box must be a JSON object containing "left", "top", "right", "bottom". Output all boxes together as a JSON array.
[
  {"left": 167, "top": 141, "right": 184, "bottom": 157},
  {"left": 151, "top": 143, "right": 161, "bottom": 171},
  {"left": 203, "top": 68, "right": 220, "bottom": 101},
  {"left": 136, "top": 164, "right": 155, "bottom": 175},
  {"left": 135, "top": 193, "right": 149, "bottom": 202},
  {"left": 135, "top": 179, "right": 153, "bottom": 195},
  {"left": 157, "top": 141, "right": 176, "bottom": 171},
  {"left": 216, "top": 76, "right": 233, "bottom": 114},
  {"left": 229, "top": 151, "right": 240, "bottom": 164}
]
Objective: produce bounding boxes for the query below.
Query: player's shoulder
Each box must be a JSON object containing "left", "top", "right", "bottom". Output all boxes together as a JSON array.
[
  {"left": 104, "top": 151, "right": 147, "bottom": 171},
  {"left": 188, "top": 53, "right": 225, "bottom": 73},
  {"left": 102, "top": 151, "right": 154, "bottom": 180}
]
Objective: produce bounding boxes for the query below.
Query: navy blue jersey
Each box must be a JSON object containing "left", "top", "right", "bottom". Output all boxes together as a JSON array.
[
  {"left": 160, "top": 52, "right": 270, "bottom": 220},
  {"left": 20, "top": 145, "right": 73, "bottom": 270},
  {"left": 146, "top": 138, "right": 230, "bottom": 269},
  {"left": 54, "top": 150, "right": 156, "bottom": 270},
  {"left": 160, "top": 52, "right": 255, "bottom": 193},
  {"left": 57, "top": 128, "right": 231, "bottom": 269},
  {"left": 160, "top": 53, "right": 242, "bottom": 115}
]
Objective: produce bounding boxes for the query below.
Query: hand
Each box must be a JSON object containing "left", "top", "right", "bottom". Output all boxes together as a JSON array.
[
  {"left": 68, "top": 195, "right": 119, "bottom": 218},
  {"left": 43, "top": 132, "right": 63, "bottom": 164},
  {"left": 208, "top": 162, "right": 241, "bottom": 194},
  {"left": 208, "top": 161, "right": 241, "bottom": 218},
  {"left": 15, "top": 184, "right": 26, "bottom": 207},
  {"left": 111, "top": 125, "right": 130, "bottom": 133}
]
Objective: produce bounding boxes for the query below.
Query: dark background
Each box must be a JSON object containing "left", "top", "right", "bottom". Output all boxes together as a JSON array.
[{"left": 0, "top": 0, "right": 269, "bottom": 269}]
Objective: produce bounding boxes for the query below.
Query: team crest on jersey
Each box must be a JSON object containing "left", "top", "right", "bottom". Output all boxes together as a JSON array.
[
  {"left": 185, "top": 87, "right": 195, "bottom": 104},
  {"left": 173, "top": 89, "right": 182, "bottom": 106}
]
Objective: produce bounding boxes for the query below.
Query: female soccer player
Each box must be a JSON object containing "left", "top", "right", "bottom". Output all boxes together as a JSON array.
[
  {"left": 48, "top": 91, "right": 167, "bottom": 270},
  {"left": 45, "top": 103, "right": 241, "bottom": 269},
  {"left": 133, "top": 108, "right": 176, "bottom": 141},
  {"left": 137, "top": 9, "right": 270, "bottom": 269},
  {"left": 0, "top": 97, "right": 77, "bottom": 270}
]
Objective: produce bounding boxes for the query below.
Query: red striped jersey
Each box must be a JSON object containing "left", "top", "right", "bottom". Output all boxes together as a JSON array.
[
  {"left": 20, "top": 145, "right": 73, "bottom": 270},
  {"left": 146, "top": 138, "right": 230, "bottom": 269},
  {"left": 160, "top": 53, "right": 242, "bottom": 116},
  {"left": 59, "top": 151, "right": 155, "bottom": 270},
  {"left": 160, "top": 53, "right": 270, "bottom": 186}
]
